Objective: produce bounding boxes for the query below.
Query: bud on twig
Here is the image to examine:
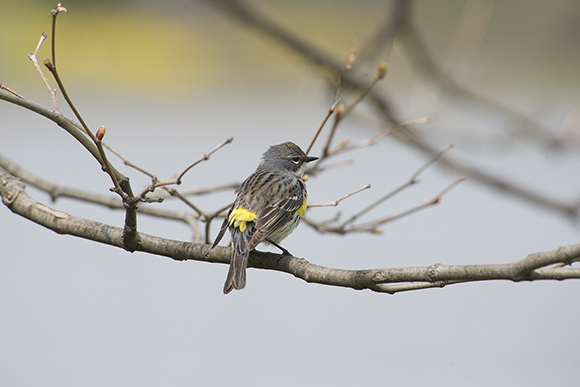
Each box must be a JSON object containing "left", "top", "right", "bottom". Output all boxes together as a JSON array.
[
  {"left": 377, "top": 62, "right": 387, "bottom": 79},
  {"left": 96, "top": 126, "right": 106, "bottom": 141},
  {"left": 335, "top": 104, "right": 344, "bottom": 118},
  {"left": 52, "top": 3, "right": 67, "bottom": 16},
  {"left": 43, "top": 57, "right": 54, "bottom": 71}
]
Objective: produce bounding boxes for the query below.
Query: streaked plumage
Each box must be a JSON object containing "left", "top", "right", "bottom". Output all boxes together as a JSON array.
[{"left": 212, "top": 142, "right": 317, "bottom": 294}]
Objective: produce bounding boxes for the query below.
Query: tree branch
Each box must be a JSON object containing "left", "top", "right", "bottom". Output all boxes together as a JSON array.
[
  {"left": 3, "top": 169, "right": 578, "bottom": 294},
  {"left": 0, "top": 91, "right": 127, "bottom": 188},
  {"left": 206, "top": 0, "right": 579, "bottom": 219},
  {"left": 0, "top": 153, "right": 205, "bottom": 241}
]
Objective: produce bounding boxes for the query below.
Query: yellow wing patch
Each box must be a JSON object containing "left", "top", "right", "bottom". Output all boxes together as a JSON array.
[{"left": 228, "top": 208, "right": 257, "bottom": 232}]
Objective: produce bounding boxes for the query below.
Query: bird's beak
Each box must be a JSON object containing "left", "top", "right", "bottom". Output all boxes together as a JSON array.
[{"left": 306, "top": 156, "right": 318, "bottom": 163}]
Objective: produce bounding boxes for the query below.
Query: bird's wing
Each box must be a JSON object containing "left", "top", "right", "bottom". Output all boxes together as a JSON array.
[
  {"left": 211, "top": 207, "right": 232, "bottom": 248},
  {"left": 247, "top": 192, "right": 304, "bottom": 251}
]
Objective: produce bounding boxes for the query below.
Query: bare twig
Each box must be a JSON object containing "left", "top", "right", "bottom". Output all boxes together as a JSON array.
[
  {"left": 308, "top": 184, "right": 371, "bottom": 208},
  {"left": 102, "top": 142, "right": 157, "bottom": 178},
  {"left": 306, "top": 90, "right": 349, "bottom": 156},
  {"left": 104, "top": 140, "right": 238, "bottom": 204},
  {"left": 27, "top": 32, "right": 59, "bottom": 112},
  {"left": 39, "top": 4, "right": 142, "bottom": 250},
  {"left": 324, "top": 116, "right": 431, "bottom": 158},
  {"left": 356, "top": 177, "right": 465, "bottom": 230},
  {"left": 310, "top": 115, "right": 430, "bottom": 177},
  {"left": 51, "top": 3, "right": 67, "bottom": 66},
  {"left": 43, "top": 7, "right": 124, "bottom": 199},
  {"left": 147, "top": 183, "right": 240, "bottom": 199},
  {"left": 352, "top": 116, "right": 431, "bottom": 149},
  {"left": 318, "top": 63, "right": 387, "bottom": 160},
  {"left": 105, "top": 138, "right": 233, "bottom": 207},
  {"left": 410, "top": 144, "right": 454, "bottom": 181},
  {"left": 341, "top": 144, "right": 454, "bottom": 228},
  {"left": 305, "top": 177, "right": 463, "bottom": 235},
  {"left": 115, "top": 138, "right": 234, "bottom": 218},
  {"left": 156, "top": 137, "right": 233, "bottom": 187},
  {"left": 163, "top": 187, "right": 205, "bottom": 220},
  {"left": 309, "top": 158, "right": 353, "bottom": 175},
  {"left": 0, "top": 84, "right": 29, "bottom": 100},
  {"left": 340, "top": 62, "right": 387, "bottom": 120}
]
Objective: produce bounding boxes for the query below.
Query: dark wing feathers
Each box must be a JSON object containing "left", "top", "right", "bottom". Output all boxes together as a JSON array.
[
  {"left": 211, "top": 208, "right": 232, "bottom": 248},
  {"left": 248, "top": 193, "right": 303, "bottom": 251}
]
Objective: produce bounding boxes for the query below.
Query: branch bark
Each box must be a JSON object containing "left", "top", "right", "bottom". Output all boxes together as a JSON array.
[{"left": 3, "top": 169, "right": 578, "bottom": 294}]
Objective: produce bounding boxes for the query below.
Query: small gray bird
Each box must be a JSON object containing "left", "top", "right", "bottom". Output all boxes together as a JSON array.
[{"left": 212, "top": 142, "right": 318, "bottom": 294}]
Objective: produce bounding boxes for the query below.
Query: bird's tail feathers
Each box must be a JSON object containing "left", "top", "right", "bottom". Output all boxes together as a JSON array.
[{"left": 223, "top": 225, "right": 254, "bottom": 294}]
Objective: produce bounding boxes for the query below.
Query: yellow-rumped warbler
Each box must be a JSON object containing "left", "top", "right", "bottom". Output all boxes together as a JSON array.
[{"left": 212, "top": 142, "right": 318, "bottom": 294}]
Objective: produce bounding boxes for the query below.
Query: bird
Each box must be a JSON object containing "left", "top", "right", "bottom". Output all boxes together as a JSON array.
[{"left": 212, "top": 142, "right": 318, "bottom": 294}]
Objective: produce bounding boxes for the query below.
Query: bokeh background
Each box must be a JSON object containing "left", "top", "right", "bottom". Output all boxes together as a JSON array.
[{"left": 2, "top": 0, "right": 580, "bottom": 386}]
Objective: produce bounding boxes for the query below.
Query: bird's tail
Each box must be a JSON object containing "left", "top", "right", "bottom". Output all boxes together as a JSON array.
[{"left": 223, "top": 226, "right": 253, "bottom": 294}]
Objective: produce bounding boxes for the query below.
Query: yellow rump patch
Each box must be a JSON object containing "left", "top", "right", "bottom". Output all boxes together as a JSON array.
[{"left": 228, "top": 208, "right": 257, "bottom": 232}]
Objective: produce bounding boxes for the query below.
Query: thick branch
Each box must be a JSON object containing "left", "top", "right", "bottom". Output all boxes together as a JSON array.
[
  {"left": 0, "top": 154, "right": 204, "bottom": 241},
  {"left": 2, "top": 170, "right": 578, "bottom": 294},
  {"left": 0, "top": 170, "right": 218, "bottom": 263}
]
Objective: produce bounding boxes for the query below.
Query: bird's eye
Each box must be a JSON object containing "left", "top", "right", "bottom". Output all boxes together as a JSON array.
[{"left": 292, "top": 156, "right": 300, "bottom": 164}]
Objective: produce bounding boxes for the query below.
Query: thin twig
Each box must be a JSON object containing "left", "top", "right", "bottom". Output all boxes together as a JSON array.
[
  {"left": 148, "top": 183, "right": 241, "bottom": 199},
  {"left": 346, "top": 116, "right": 431, "bottom": 152},
  {"left": 410, "top": 144, "right": 454, "bottom": 181},
  {"left": 357, "top": 177, "right": 465, "bottom": 230},
  {"left": 44, "top": 6, "right": 124, "bottom": 198},
  {"left": 306, "top": 90, "right": 350, "bottom": 156},
  {"left": 318, "top": 69, "right": 381, "bottom": 159},
  {"left": 313, "top": 116, "right": 431, "bottom": 174},
  {"left": 27, "top": 32, "right": 58, "bottom": 112},
  {"left": 50, "top": 4, "right": 67, "bottom": 67},
  {"left": 102, "top": 142, "right": 157, "bottom": 178},
  {"left": 308, "top": 184, "right": 371, "bottom": 208},
  {"left": 309, "top": 158, "right": 353, "bottom": 175},
  {"left": 164, "top": 187, "right": 205, "bottom": 219},
  {"left": 0, "top": 84, "right": 29, "bottom": 101},
  {"left": 340, "top": 64, "right": 385, "bottom": 120},
  {"left": 126, "top": 138, "right": 234, "bottom": 210},
  {"left": 342, "top": 144, "right": 453, "bottom": 227},
  {"left": 166, "top": 137, "right": 233, "bottom": 186}
]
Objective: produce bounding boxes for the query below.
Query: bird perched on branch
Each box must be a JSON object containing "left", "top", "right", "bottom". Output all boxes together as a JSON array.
[{"left": 212, "top": 142, "right": 318, "bottom": 294}]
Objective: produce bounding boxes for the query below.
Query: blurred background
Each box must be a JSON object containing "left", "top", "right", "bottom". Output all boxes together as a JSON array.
[{"left": 1, "top": 0, "right": 580, "bottom": 386}]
